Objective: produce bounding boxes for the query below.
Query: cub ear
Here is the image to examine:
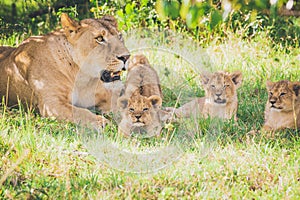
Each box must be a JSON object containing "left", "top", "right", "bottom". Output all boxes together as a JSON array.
[
  {"left": 100, "top": 15, "right": 118, "bottom": 28},
  {"left": 200, "top": 72, "right": 212, "bottom": 86},
  {"left": 128, "top": 55, "right": 150, "bottom": 70},
  {"left": 133, "top": 54, "right": 150, "bottom": 65},
  {"left": 266, "top": 81, "right": 274, "bottom": 91},
  {"left": 117, "top": 97, "right": 129, "bottom": 109},
  {"left": 230, "top": 71, "right": 243, "bottom": 87},
  {"left": 292, "top": 81, "right": 300, "bottom": 97},
  {"left": 61, "top": 13, "right": 80, "bottom": 37},
  {"left": 148, "top": 95, "right": 162, "bottom": 109}
]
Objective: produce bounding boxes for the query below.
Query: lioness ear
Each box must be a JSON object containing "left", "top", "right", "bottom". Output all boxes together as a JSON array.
[
  {"left": 292, "top": 82, "right": 300, "bottom": 96},
  {"left": 61, "top": 13, "right": 79, "bottom": 36},
  {"left": 117, "top": 97, "right": 128, "bottom": 109},
  {"left": 230, "top": 71, "right": 243, "bottom": 88},
  {"left": 200, "top": 73, "right": 211, "bottom": 86},
  {"left": 266, "top": 81, "right": 274, "bottom": 91},
  {"left": 148, "top": 95, "right": 162, "bottom": 108}
]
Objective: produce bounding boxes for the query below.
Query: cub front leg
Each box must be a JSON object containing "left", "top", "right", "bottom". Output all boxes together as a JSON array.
[
  {"left": 165, "top": 98, "right": 201, "bottom": 118},
  {"left": 117, "top": 120, "right": 132, "bottom": 137}
]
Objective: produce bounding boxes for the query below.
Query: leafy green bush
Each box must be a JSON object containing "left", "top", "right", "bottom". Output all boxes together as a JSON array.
[{"left": 0, "top": 0, "right": 299, "bottom": 48}]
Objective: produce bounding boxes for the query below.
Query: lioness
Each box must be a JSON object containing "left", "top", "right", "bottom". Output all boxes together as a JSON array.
[
  {"left": 262, "top": 80, "right": 300, "bottom": 131},
  {"left": 0, "top": 13, "right": 130, "bottom": 127},
  {"left": 167, "top": 71, "right": 242, "bottom": 121},
  {"left": 117, "top": 54, "right": 168, "bottom": 137}
]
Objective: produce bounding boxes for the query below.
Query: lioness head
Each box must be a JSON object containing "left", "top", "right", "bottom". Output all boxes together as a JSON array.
[
  {"left": 266, "top": 80, "right": 300, "bottom": 112},
  {"left": 201, "top": 71, "right": 242, "bottom": 105},
  {"left": 61, "top": 13, "right": 130, "bottom": 81},
  {"left": 118, "top": 92, "right": 162, "bottom": 127}
]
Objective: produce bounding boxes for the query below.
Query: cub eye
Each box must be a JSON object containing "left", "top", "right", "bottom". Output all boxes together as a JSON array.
[
  {"left": 269, "top": 92, "right": 273, "bottom": 96},
  {"left": 280, "top": 92, "right": 286, "bottom": 97},
  {"left": 224, "top": 85, "right": 230, "bottom": 88},
  {"left": 211, "top": 85, "right": 215, "bottom": 88},
  {"left": 95, "top": 36, "right": 105, "bottom": 44},
  {"left": 129, "top": 108, "right": 134, "bottom": 112},
  {"left": 143, "top": 108, "right": 149, "bottom": 112}
]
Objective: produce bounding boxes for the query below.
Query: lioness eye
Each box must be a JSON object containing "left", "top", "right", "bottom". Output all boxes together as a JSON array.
[
  {"left": 211, "top": 85, "right": 215, "bottom": 88},
  {"left": 269, "top": 92, "right": 273, "bottom": 96},
  {"left": 129, "top": 108, "right": 134, "bottom": 112},
  {"left": 143, "top": 108, "right": 149, "bottom": 112},
  {"left": 224, "top": 85, "right": 230, "bottom": 88},
  {"left": 280, "top": 92, "right": 286, "bottom": 96},
  {"left": 95, "top": 36, "right": 105, "bottom": 44}
]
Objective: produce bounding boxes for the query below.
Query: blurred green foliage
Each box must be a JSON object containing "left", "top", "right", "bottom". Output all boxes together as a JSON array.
[{"left": 0, "top": 0, "right": 299, "bottom": 47}]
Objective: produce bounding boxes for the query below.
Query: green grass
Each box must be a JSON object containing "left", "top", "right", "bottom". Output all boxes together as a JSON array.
[{"left": 1, "top": 29, "right": 300, "bottom": 199}]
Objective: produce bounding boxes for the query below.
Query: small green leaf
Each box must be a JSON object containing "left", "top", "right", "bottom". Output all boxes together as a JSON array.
[
  {"left": 125, "top": 3, "right": 134, "bottom": 15},
  {"left": 186, "top": 6, "right": 200, "bottom": 29},
  {"left": 210, "top": 10, "right": 222, "bottom": 30},
  {"left": 163, "top": 0, "right": 180, "bottom": 20}
]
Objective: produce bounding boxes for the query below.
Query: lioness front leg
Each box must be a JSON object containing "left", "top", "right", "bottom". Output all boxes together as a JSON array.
[{"left": 39, "top": 102, "right": 108, "bottom": 128}]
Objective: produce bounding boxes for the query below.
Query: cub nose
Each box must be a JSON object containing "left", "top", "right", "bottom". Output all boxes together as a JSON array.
[
  {"left": 135, "top": 115, "right": 141, "bottom": 120},
  {"left": 270, "top": 99, "right": 276, "bottom": 104},
  {"left": 117, "top": 54, "right": 130, "bottom": 64},
  {"left": 216, "top": 93, "right": 222, "bottom": 97}
]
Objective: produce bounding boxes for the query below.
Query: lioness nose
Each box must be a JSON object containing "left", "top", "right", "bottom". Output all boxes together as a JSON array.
[
  {"left": 216, "top": 93, "right": 222, "bottom": 97},
  {"left": 117, "top": 54, "right": 130, "bottom": 64}
]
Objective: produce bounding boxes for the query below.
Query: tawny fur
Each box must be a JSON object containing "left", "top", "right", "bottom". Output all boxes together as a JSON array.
[
  {"left": 0, "top": 13, "right": 130, "bottom": 127},
  {"left": 118, "top": 91, "right": 163, "bottom": 137},
  {"left": 117, "top": 54, "right": 168, "bottom": 137},
  {"left": 168, "top": 71, "right": 242, "bottom": 121},
  {"left": 262, "top": 80, "right": 300, "bottom": 131},
  {"left": 123, "top": 54, "right": 162, "bottom": 98}
]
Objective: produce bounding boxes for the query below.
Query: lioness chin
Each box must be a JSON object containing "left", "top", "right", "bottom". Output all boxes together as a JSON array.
[{"left": 0, "top": 13, "right": 130, "bottom": 128}]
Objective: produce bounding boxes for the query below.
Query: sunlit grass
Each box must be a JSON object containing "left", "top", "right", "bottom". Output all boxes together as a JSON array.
[{"left": 1, "top": 29, "right": 300, "bottom": 199}]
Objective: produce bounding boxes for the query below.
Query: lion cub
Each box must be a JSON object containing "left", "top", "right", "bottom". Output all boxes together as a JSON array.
[
  {"left": 118, "top": 91, "right": 163, "bottom": 137},
  {"left": 262, "top": 80, "right": 300, "bottom": 131},
  {"left": 168, "top": 71, "right": 242, "bottom": 121},
  {"left": 117, "top": 54, "right": 168, "bottom": 137}
]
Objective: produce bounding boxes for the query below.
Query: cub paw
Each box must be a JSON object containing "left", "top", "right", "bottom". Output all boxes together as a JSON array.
[{"left": 96, "top": 115, "right": 109, "bottom": 128}]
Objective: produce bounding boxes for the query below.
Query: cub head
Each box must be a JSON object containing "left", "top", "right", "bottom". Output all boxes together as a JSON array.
[
  {"left": 201, "top": 71, "right": 242, "bottom": 104},
  {"left": 266, "top": 80, "right": 300, "bottom": 112},
  {"left": 128, "top": 54, "right": 150, "bottom": 71},
  {"left": 118, "top": 92, "right": 162, "bottom": 127},
  {"left": 60, "top": 13, "right": 130, "bottom": 81}
]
